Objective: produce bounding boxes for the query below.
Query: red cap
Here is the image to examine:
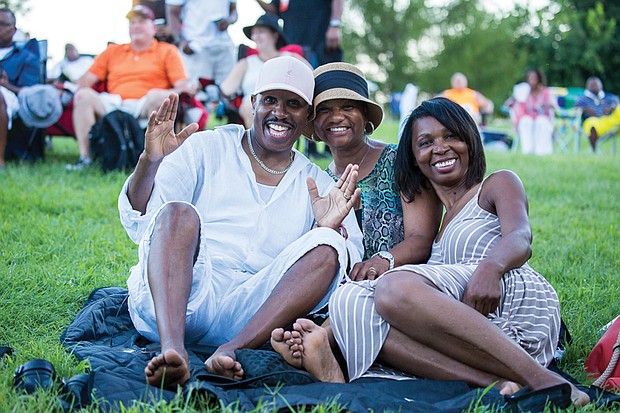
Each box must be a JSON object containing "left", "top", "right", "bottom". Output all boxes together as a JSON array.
[{"left": 126, "top": 5, "right": 155, "bottom": 20}]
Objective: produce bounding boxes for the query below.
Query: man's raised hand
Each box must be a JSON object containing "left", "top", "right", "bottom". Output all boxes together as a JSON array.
[{"left": 144, "top": 93, "right": 199, "bottom": 162}]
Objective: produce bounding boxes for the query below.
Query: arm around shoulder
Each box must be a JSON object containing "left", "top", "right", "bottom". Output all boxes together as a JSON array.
[{"left": 395, "top": 186, "right": 442, "bottom": 266}]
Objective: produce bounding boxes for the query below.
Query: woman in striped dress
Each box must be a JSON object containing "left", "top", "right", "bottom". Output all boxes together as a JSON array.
[{"left": 274, "top": 97, "right": 589, "bottom": 406}]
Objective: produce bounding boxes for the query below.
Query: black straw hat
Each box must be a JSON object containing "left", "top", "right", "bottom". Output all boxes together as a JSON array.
[
  {"left": 303, "top": 62, "right": 384, "bottom": 139},
  {"left": 243, "top": 13, "right": 289, "bottom": 50}
]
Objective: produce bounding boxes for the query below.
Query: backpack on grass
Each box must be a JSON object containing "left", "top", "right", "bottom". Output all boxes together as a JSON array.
[
  {"left": 585, "top": 315, "right": 620, "bottom": 392},
  {"left": 89, "top": 110, "right": 144, "bottom": 173}
]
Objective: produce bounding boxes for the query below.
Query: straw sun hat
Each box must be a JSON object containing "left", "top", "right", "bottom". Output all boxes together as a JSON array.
[{"left": 303, "top": 62, "right": 384, "bottom": 140}]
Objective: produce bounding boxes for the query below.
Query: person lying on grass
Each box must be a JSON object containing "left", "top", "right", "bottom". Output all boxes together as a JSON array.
[
  {"left": 118, "top": 55, "right": 363, "bottom": 389},
  {"left": 272, "top": 97, "right": 590, "bottom": 408}
]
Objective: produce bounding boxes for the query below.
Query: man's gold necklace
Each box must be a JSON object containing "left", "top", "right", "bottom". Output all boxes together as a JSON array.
[{"left": 247, "top": 130, "right": 294, "bottom": 175}]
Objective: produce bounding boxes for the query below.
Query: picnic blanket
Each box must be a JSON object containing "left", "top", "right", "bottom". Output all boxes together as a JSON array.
[{"left": 60, "top": 286, "right": 620, "bottom": 412}]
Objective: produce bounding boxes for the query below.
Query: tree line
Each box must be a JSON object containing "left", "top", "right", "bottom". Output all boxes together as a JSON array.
[
  {"left": 7, "top": 0, "right": 616, "bottom": 113},
  {"left": 342, "top": 0, "right": 618, "bottom": 111}
]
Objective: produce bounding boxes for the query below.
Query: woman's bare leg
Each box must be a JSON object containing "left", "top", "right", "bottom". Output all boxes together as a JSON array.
[
  {"left": 379, "top": 326, "right": 521, "bottom": 395},
  {"left": 374, "top": 271, "right": 589, "bottom": 406}
]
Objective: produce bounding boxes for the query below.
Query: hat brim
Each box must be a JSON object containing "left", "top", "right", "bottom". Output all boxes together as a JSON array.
[
  {"left": 243, "top": 25, "right": 289, "bottom": 49},
  {"left": 253, "top": 82, "right": 313, "bottom": 106},
  {"left": 17, "top": 86, "right": 63, "bottom": 128},
  {"left": 126, "top": 11, "right": 153, "bottom": 20},
  {"left": 302, "top": 88, "right": 384, "bottom": 139}
]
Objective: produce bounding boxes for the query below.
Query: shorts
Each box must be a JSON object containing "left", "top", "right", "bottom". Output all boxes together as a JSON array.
[
  {"left": 99, "top": 93, "right": 145, "bottom": 119},
  {"left": 182, "top": 42, "right": 235, "bottom": 84},
  {"left": 127, "top": 201, "right": 349, "bottom": 346}
]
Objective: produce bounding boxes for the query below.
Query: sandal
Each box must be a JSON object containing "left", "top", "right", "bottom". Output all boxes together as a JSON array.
[{"left": 58, "top": 373, "right": 92, "bottom": 412}]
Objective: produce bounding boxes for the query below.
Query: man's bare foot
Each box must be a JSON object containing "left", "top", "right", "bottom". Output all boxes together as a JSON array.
[
  {"left": 145, "top": 348, "right": 190, "bottom": 389},
  {"left": 204, "top": 348, "right": 244, "bottom": 380},
  {"left": 293, "top": 318, "right": 345, "bottom": 383},
  {"left": 271, "top": 328, "right": 303, "bottom": 369}
]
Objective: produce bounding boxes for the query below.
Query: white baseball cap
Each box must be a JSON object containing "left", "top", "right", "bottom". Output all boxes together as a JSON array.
[{"left": 253, "top": 56, "right": 314, "bottom": 105}]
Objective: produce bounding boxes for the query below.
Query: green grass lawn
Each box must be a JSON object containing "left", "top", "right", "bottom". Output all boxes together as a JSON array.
[{"left": 0, "top": 119, "right": 619, "bottom": 412}]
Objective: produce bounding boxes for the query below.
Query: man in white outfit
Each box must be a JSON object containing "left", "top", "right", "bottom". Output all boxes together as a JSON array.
[{"left": 118, "top": 55, "right": 363, "bottom": 389}]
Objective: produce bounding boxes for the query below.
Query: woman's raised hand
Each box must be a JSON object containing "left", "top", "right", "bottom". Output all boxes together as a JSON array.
[
  {"left": 307, "top": 164, "right": 360, "bottom": 230},
  {"left": 144, "top": 93, "right": 199, "bottom": 162}
]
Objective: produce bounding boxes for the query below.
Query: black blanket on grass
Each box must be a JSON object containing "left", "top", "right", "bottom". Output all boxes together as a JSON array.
[{"left": 60, "top": 287, "right": 620, "bottom": 412}]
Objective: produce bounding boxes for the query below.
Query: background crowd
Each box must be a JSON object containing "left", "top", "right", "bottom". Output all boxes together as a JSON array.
[
  {"left": 0, "top": 0, "right": 617, "bottom": 410},
  {"left": 1, "top": 0, "right": 617, "bottom": 171}
]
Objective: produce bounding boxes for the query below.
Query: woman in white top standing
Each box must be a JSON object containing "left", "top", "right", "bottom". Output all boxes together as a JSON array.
[
  {"left": 504, "top": 68, "right": 558, "bottom": 155},
  {"left": 219, "top": 13, "right": 309, "bottom": 127}
]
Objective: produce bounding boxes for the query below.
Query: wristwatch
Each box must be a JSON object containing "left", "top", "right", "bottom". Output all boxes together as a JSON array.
[{"left": 373, "top": 251, "right": 394, "bottom": 270}]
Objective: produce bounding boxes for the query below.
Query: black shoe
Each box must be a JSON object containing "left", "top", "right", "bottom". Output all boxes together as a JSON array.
[
  {"left": 58, "top": 373, "right": 92, "bottom": 412},
  {"left": 14, "top": 359, "right": 56, "bottom": 394},
  {"left": 0, "top": 346, "right": 13, "bottom": 360}
]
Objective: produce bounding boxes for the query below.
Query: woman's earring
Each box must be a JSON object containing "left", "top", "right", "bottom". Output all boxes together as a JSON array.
[
  {"left": 310, "top": 133, "right": 317, "bottom": 142},
  {"left": 365, "top": 121, "right": 376, "bottom": 135}
]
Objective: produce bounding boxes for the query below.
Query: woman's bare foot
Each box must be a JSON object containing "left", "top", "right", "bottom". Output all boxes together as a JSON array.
[
  {"left": 145, "top": 348, "right": 190, "bottom": 389},
  {"left": 528, "top": 370, "right": 590, "bottom": 408},
  {"left": 204, "top": 347, "right": 244, "bottom": 380},
  {"left": 293, "top": 318, "right": 346, "bottom": 383},
  {"left": 497, "top": 380, "right": 521, "bottom": 395},
  {"left": 570, "top": 386, "right": 590, "bottom": 407},
  {"left": 271, "top": 328, "right": 303, "bottom": 369}
]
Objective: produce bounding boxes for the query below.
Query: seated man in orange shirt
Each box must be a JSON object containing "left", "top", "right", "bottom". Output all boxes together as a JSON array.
[
  {"left": 68, "top": 5, "right": 195, "bottom": 169},
  {"left": 440, "top": 72, "right": 493, "bottom": 126}
]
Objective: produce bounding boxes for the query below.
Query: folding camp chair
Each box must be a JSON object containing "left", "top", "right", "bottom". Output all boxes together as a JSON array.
[
  {"left": 594, "top": 126, "right": 618, "bottom": 155},
  {"left": 554, "top": 106, "right": 582, "bottom": 153},
  {"left": 5, "top": 38, "right": 48, "bottom": 161}
]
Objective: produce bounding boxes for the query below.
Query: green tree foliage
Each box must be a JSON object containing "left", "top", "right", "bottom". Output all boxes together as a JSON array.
[
  {"left": 520, "top": 0, "right": 617, "bottom": 92},
  {"left": 0, "top": 0, "right": 28, "bottom": 14},
  {"left": 415, "top": 0, "right": 530, "bottom": 108},
  {"left": 343, "top": 0, "right": 533, "bottom": 109},
  {"left": 343, "top": 0, "right": 619, "bottom": 110},
  {"left": 341, "top": 0, "right": 429, "bottom": 94}
]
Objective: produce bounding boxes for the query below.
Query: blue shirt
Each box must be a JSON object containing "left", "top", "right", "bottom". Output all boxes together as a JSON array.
[
  {"left": 1, "top": 41, "right": 40, "bottom": 87},
  {"left": 576, "top": 90, "right": 619, "bottom": 120}
]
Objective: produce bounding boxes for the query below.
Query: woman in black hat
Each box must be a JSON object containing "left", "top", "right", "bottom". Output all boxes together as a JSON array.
[{"left": 219, "top": 13, "right": 310, "bottom": 127}]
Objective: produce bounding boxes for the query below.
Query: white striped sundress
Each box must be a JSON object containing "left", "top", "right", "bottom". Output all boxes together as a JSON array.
[{"left": 329, "top": 182, "right": 561, "bottom": 381}]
